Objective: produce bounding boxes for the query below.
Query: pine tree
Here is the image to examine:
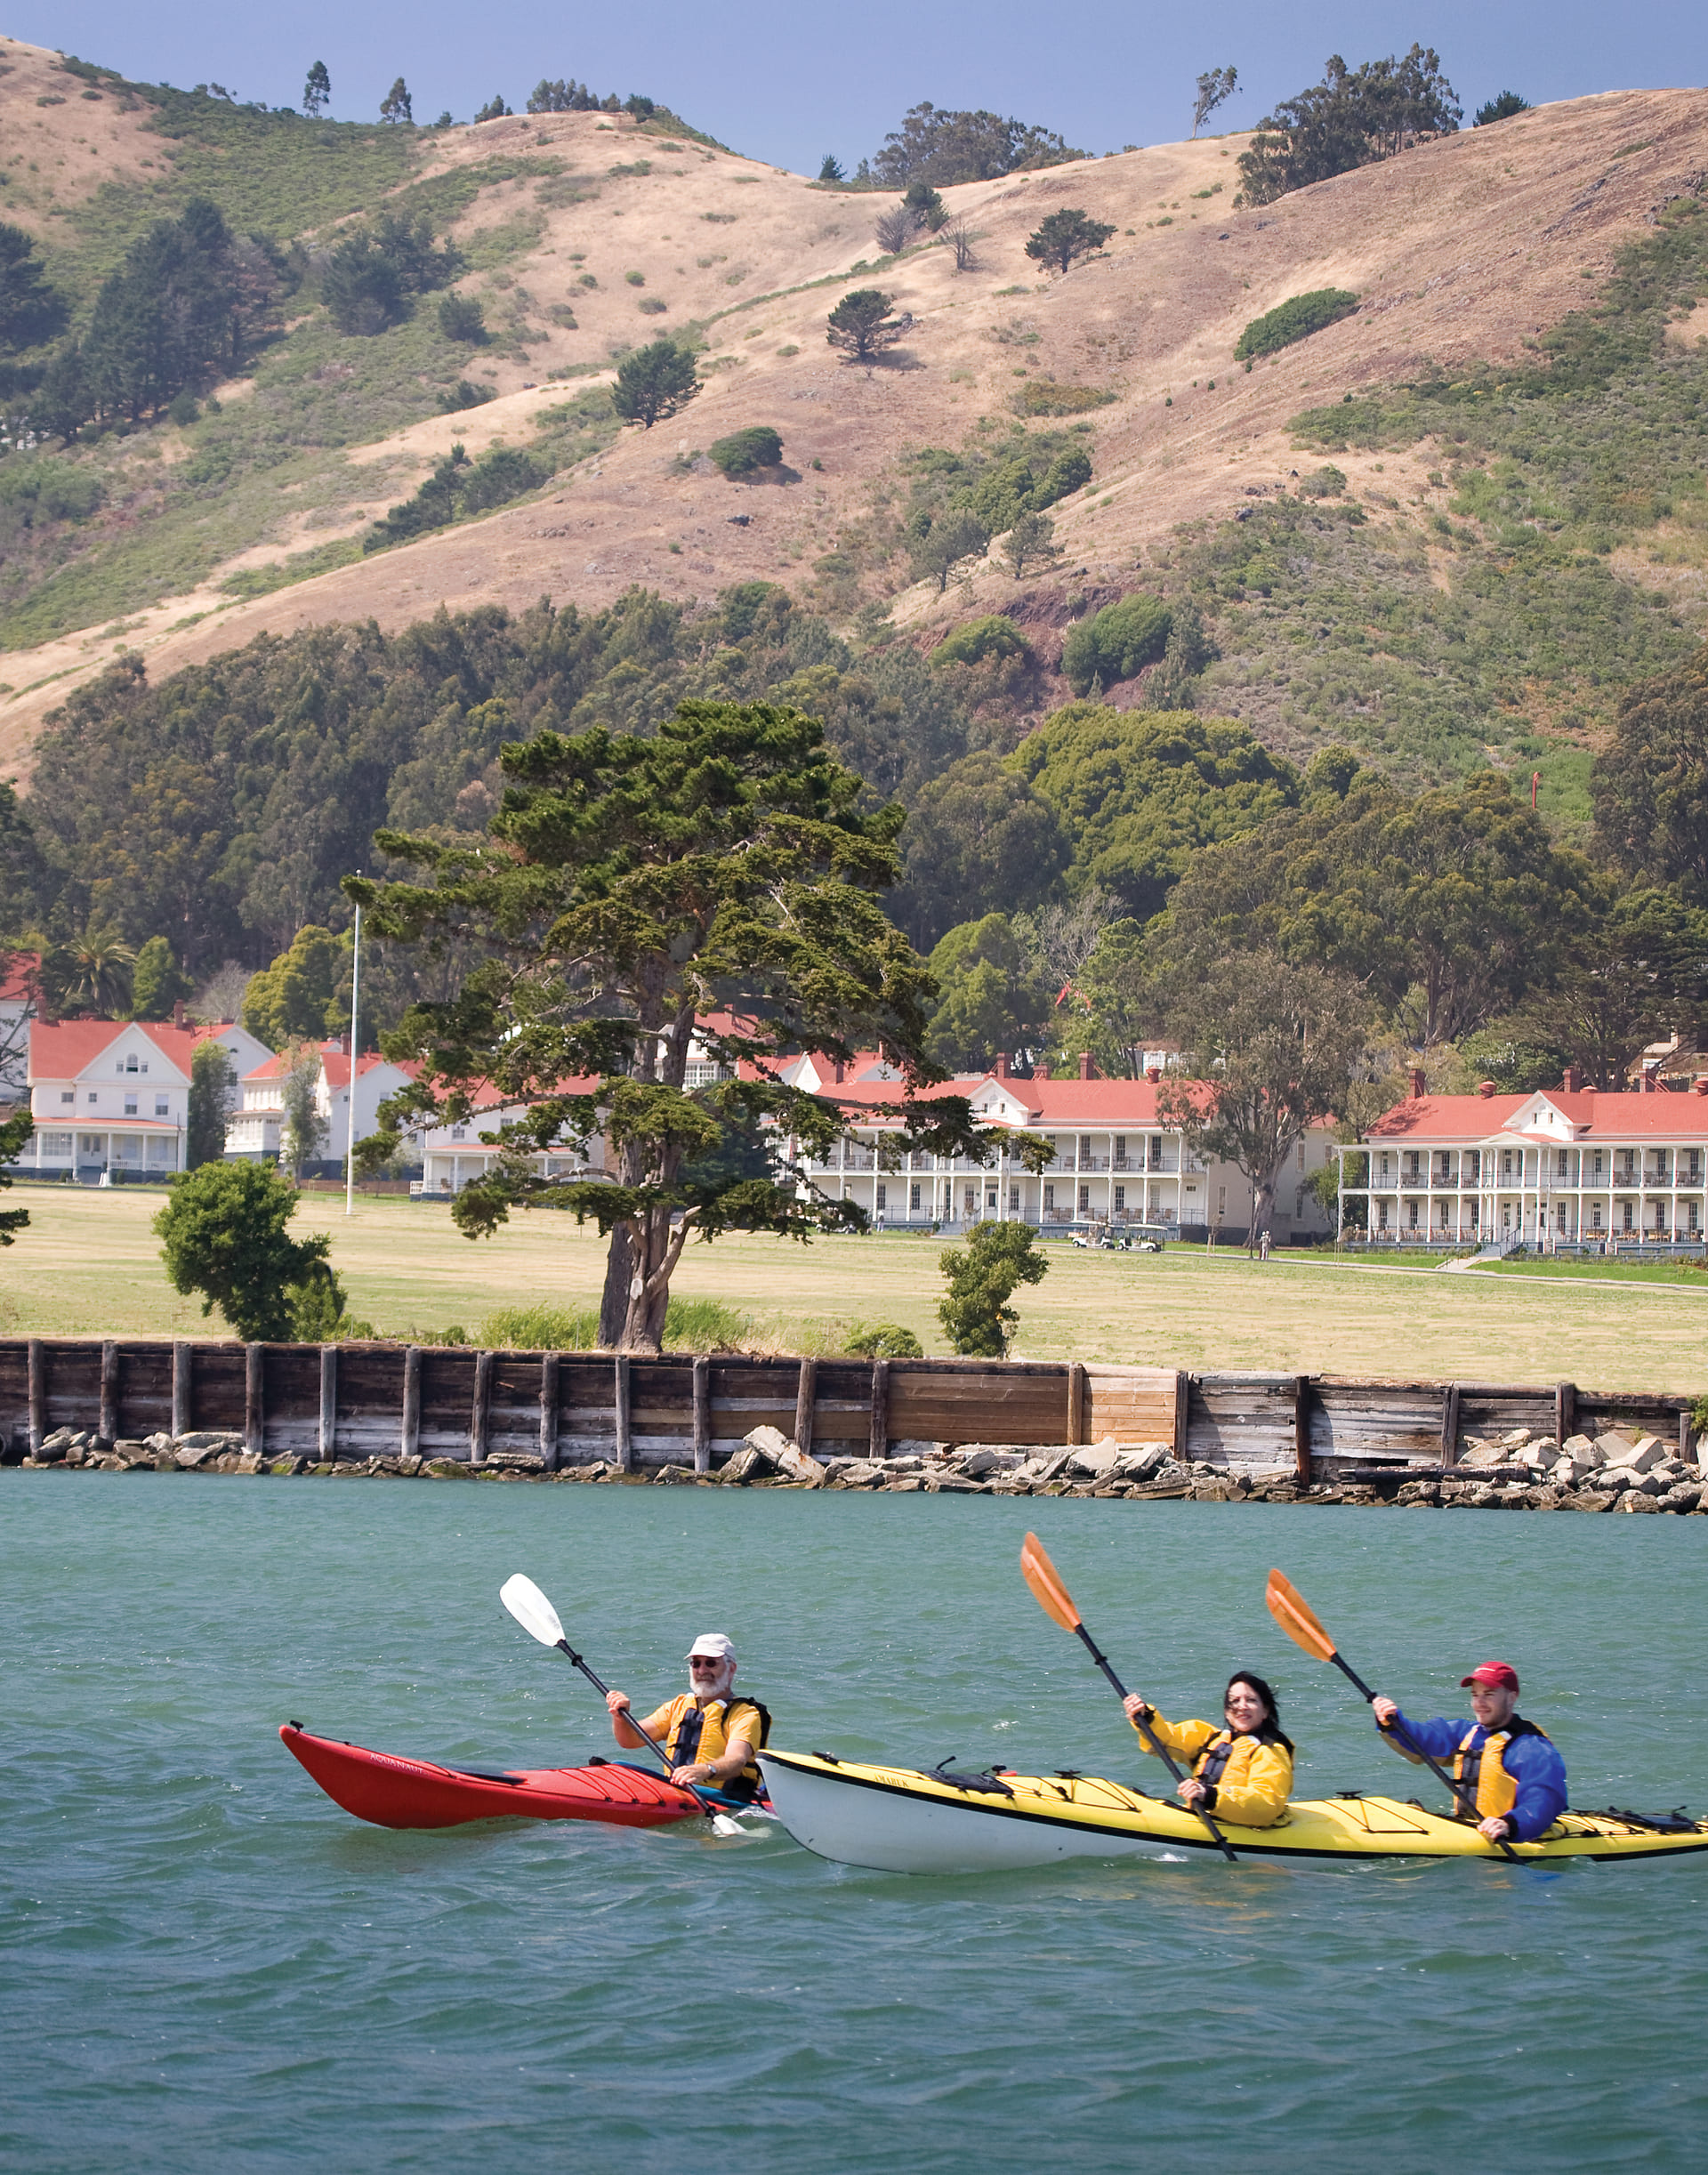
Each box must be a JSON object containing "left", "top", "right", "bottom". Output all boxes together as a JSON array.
[
  {"left": 380, "top": 77, "right": 413, "bottom": 125},
  {"left": 610, "top": 339, "right": 699, "bottom": 428},
  {"left": 302, "top": 60, "right": 331, "bottom": 117}
]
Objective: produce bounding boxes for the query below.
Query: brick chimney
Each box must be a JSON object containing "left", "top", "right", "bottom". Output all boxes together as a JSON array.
[
  {"left": 1562, "top": 1065, "right": 1580, "bottom": 1093},
  {"left": 1146, "top": 1065, "right": 1162, "bottom": 1083},
  {"left": 832, "top": 1059, "right": 845, "bottom": 1084},
  {"left": 1696, "top": 1076, "right": 1708, "bottom": 1097},
  {"left": 1477, "top": 1079, "right": 1496, "bottom": 1100},
  {"left": 995, "top": 1052, "right": 1009, "bottom": 1080},
  {"left": 1079, "top": 1051, "right": 1096, "bottom": 1081},
  {"left": 1409, "top": 1067, "right": 1426, "bottom": 1100},
  {"left": 172, "top": 999, "right": 187, "bottom": 1028}
]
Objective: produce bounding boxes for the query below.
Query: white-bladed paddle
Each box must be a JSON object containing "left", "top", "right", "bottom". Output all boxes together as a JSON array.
[{"left": 500, "top": 1575, "right": 749, "bottom": 1836}]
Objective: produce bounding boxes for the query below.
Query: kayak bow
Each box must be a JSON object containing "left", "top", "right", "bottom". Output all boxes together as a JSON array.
[
  {"left": 280, "top": 1722, "right": 757, "bottom": 1831},
  {"left": 758, "top": 1749, "right": 1708, "bottom": 1873}
]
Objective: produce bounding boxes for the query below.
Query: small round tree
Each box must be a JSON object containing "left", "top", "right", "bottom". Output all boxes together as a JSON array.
[
  {"left": 154, "top": 1162, "right": 335, "bottom": 1342},
  {"left": 611, "top": 339, "right": 700, "bottom": 429},
  {"left": 709, "top": 425, "right": 784, "bottom": 478},
  {"left": 938, "top": 1222, "right": 1049, "bottom": 1358},
  {"left": 1025, "top": 209, "right": 1116, "bottom": 276},
  {"left": 826, "top": 288, "right": 905, "bottom": 363}
]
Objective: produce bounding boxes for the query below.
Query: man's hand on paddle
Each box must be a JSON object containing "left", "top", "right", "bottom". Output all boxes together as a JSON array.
[
  {"left": 1478, "top": 1814, "right": 1512, "bottom": 1842},
  {"left": 1371, "top": 1696, "right": 1398, "bottom": 1728},
  {"left": 605, "top": 1688, "right": 648, "bottom": 1752}
]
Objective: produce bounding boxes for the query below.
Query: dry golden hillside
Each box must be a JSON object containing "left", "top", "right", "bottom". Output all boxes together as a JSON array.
[{"left": 4, "top": 46, "right": 1708, "bottom": 775}]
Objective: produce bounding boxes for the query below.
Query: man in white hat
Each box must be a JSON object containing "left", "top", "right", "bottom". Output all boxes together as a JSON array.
[{"left": 606, "top": 1633, "right": 768, "bottom": 1802}]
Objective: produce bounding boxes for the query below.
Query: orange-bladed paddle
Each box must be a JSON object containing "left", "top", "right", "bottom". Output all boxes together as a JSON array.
[
  {"left": 1264, "top": 1569, "right": 1520, "bottom": 1863},
  {"left": 1020, "top": 1533, "right": 1237, "bottom": 1862}
]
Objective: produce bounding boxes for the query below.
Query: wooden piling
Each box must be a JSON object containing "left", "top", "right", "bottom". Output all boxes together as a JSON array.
[
  {"left": 539, "top": 1352, "right": 560, "bottom": 1469},
  {"left": 614, "top": 1354, "right": 632, "bottom": 1471},
  {"left": 1068, "top": 1362, "right": 1086, "bottom": 1446},
  {"left": 470, "top": 1349, "right": 494, "bottom": 1466},
  {"left": 1557, "top": 1381, "right": 1577, "bottom": 1446},
  {"left": 1172, "top": 1371, "right": 1190, "bottom": 1465},
  {"left": 99, "top": 1340, "right": 119, "bottom": 1445},
  {"left": 27, "top": 1336, "right": 44, "bottom": 1455},
  {"left": 1293, "top": 1375, "right": 1312, "bottom": 1487},
  {"left": 1440, "top": 1382, "right": 1462, "bottom": 1465},
  {"left": 318, "top": 1345, "right": 338, "bottom": 1464},
  {"left": 692, "top": 1355, "right": 711, "bottom": 1474},
  {"left": 869, "top": 1357, "right": 890, "bottom": 1462},
  {"left": 245, "top": 1343, "right": 264, "bottom": 1461},
  {"left": 794, "top": 1357, "right": 817, "bottom": 1457},
  {"left": 400, "top": 1347, "right": 422, "bottom": 1461},
  {"left": 171, "top": 1339, "right": 191, "bottom": 1438}
]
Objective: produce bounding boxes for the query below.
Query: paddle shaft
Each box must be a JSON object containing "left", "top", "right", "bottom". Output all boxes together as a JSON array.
[
  {"left": 1072, "top": 1624, "right": 1239, "bottom": 1864},
  {"left": 552, "top": 1639, "right": 736, "bottom": 1825},
  {"left": 1325, "top": 1650, "right": 1522, "bottom": 1864}
]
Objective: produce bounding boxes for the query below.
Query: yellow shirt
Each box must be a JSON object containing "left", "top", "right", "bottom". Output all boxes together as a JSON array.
[{"left": 1134, "top": 1711, "right": 1294, "bottom": 1827}]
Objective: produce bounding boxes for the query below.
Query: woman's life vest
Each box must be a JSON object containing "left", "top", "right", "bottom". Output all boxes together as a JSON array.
[
  {"left": 1131, "top": 1709, "right": 1294, "bottom": 1828},
  {"left": 1451, "top": 1719, "right": 1551, "bottom": 1823},
  {"left": 655, "top": 1693, "right": 769, "bottom": 1800}
]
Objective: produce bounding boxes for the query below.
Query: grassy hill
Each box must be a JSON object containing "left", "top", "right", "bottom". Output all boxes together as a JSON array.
[{"left": 3, "top": 33, "right": 1708, "bottom": 838}]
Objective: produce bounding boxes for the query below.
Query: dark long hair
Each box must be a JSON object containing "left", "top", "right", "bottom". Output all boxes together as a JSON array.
[{"left": 1226, "top": 1671, "right": 1294, "bottom": 1753}]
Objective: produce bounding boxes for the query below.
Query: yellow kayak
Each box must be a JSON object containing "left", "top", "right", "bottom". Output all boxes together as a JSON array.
[{"left": 759, "top": 1749, "right": 1708, "bottom": 1873}]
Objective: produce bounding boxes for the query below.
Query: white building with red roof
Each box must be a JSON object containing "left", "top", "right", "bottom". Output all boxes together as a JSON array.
[
  {"left": 22, "top": 1017, "right": 270, "bottom": 1181},
  {"left": 1344, "top": 1068, "right": 1708, "bottom": 1253},
  {"left": 227, "top": 1040, "right": 418, "bottom": 1171},
  {"left": 781, "top": 1051, "right": 1338, "bottom": 1241},
  {"left": 415, "top": 1078, "right": 608, "bottom": 1196}
]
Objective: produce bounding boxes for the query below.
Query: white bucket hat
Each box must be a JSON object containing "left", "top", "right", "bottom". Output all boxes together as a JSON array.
[{"left": 686, "top": 1631, "right": 737, "bottom": 1661}]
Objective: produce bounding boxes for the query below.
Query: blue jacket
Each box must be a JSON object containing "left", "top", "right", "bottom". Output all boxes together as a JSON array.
[{"left": 1379, "top": 1709, "right": 1568, "bottom": 1841}]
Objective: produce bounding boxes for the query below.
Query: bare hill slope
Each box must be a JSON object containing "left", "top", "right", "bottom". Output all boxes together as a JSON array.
[{"left": 4, "top": 50, "right": 1708, "bottom": 776}]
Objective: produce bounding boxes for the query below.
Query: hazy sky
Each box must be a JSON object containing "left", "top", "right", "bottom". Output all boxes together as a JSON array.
[{"left": 9, "top": 2, "right": 1706, "bottom": 175}]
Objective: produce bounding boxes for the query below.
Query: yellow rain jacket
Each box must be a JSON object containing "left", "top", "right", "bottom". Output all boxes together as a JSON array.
[{"left": 1132, "top": 1709, "right": 1294, "bottom": 1827}]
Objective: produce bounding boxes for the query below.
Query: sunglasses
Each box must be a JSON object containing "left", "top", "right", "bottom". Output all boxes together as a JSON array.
[{"left": 689, "top": 1656, "right": 726, "bottom": 1669}]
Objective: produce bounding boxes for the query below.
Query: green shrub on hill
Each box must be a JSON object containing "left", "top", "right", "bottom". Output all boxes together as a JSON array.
[
  {"left": 1011, "top": 379, "right": 1116, "bottom": 416},
  {"left": 1234, "top": 288, "right": 1359, "bottom": 360},
  {"left": 709, "top": 425, "right": 783, "bottom": 477},
  {"left": 1061, "top": 593, "right": 1172, "bottom": 694},
  {"left": 931, "top": 615, "right": 1027, "bottom": 669},
  {"left": 364, "top": 440, "right": 549, "bottom": 551}
]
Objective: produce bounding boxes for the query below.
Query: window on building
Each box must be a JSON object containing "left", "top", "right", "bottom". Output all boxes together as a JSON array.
[
  {"left": 87, "top": 1092, "right": 98, "bottom": 1106},
  {"left": 1149, "top": 1135, "right": 1163, "bottom": 1170},
  {"left": 986, "top": 1188, "right": 997, "bottom": 1209},
  {"left": 1077, "top": 1184, "right": 1090, "bottom": 1214},
  {"left": 451, "top": 1126, "right": 465, "bottom": 1141},
  {"left": 1043, "top": 1183, "right": 1055, "bottom": 1211},
  {"left": 1009, "top": 1186, "right": 1019, "bottom": 1212},
  {"left": 1690, "top": 1150, "right": 1703, "bottom": 1180},
  {"left": 910, "top": 1183, "right": 921, "bottom": 1212},
  {"left": 1502, "top": 1150, "right": 1512, "bottom": 1179},
  {"left": 1379, "top": 1153, "right": 1390, "bottom": 1181},
  {"left": 1408, "top": 1200, "right": 1420, "bottom": 1228},
  {"left": 964, "top": 1185, "right": 977, "bottom": 1215},
  {"left": 875, "top": 1183, "right": 886, "bottom": 1212},
  {"left": 1114, "top": 1135, "right": 1127, "bottom": 1167},
  {"left": 1594, "top": 1151, "right": 1604, "bottom": 1180},
  {"left": 1591, "top": 1204, "right": 1603, "bottom": 1230},
  {"left": 40, "top": 1132, "right": 72, "bottom": 1157},
  {"left": 1114, "top": 1185, "right": 1125, "bottom": 1211},
  {"left": 123, "top": 1096, "right": 138, "bottom": 1116},
  {"left": 1623, "top": 1202, "right": 1633, "bottom": 1231},
  {"left": 155, "top": 1098, "right": 168, "bottom": 1117},
  {"left": 59, "top": 1091, "right": 72, "bottom": 1105},
  {"left": 1559, "top": 1149, "right": 1568, "bottom": 1177},
  {"left": 1218, "top": 1186, "right": 1227, "bottom": 1219}
]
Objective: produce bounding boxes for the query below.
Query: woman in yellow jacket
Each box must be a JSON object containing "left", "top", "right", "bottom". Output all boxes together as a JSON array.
[{"left": 1121, "top": 1672, "right": 1294, "bottom": 1827}]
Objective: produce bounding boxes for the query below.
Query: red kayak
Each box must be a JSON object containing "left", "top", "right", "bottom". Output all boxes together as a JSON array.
[{"left": 280, "top": 1721, "right": 729, "bottom": 1831}]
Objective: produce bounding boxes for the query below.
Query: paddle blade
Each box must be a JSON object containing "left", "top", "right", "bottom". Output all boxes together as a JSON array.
[
  {"left": 1020, "top": 1532, "right": 1082, "bottom": 1634},
  {"left": 1266, "top": 1568, "right": 1337, "bottom": 1663},
  {"left": 501, "top": 1573, "right": 566, "bottom": 1649}
]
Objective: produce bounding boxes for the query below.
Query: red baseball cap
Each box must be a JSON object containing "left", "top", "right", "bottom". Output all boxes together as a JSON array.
[{"left": 1461, "top": 1661, "right": 1519, "bottom": 1692}]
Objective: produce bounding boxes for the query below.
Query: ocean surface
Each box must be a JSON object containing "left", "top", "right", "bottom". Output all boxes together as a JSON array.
[{"left": 4, "top": 1475, "right": 1705, "bottom": 2173}]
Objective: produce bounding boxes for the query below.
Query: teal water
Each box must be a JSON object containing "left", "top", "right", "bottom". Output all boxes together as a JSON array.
[{"left": 4, "top": 1476, "right": 1705, "bottom": 2174}]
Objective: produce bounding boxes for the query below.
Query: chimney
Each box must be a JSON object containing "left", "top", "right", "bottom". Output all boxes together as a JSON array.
[
  {"left": 1145, "top": 1064, "right": 1161, "bottom": 1083},
  {"left": 1696, "top": 1076, "right": 1708, "bottom": 1097},
  {"left": 172, "top": 999, "right": 186, "bottom": 1029},
  {"left": 1409, "top": 1067, "right": 1426, "bottom": 1100},
  {"left": 995, "top": 1052, "right": 1009, "bottom": 1080},
  {"left": 833, "top": 1059, "right": 845, "bottom": 1084},
  {"left": 1561, "top": 1065, "right": 1580, "bottom": 1093},
  {"left": 1477, "top": 1079, "right": 1496, "bottom": 1100},
  {"left": 1079, "top": 1051, "right": 1096, "bottom": 1081}
]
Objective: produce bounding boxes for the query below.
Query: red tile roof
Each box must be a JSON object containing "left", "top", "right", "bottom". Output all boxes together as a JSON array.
[
  {"left": 29, "top": 1019, "right": 207, "bottom": 1081},
  {"left": 0, "top": 952, "right": 40, "bottom": 1004}
]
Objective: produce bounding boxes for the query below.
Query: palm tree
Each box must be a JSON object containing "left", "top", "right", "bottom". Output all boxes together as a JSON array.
[{"left": 45, "top": 924, "right": 137, "bottom": 1017}]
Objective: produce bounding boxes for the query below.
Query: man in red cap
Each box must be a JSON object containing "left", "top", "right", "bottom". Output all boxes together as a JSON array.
[{"left": 1371, "top": 1662, "right": 1567, "bottom": 1843}]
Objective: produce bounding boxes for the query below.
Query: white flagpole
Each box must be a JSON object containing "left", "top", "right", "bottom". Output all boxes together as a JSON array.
[{"left": 344, "top": 901, "right": 361, "bottom": 1218}]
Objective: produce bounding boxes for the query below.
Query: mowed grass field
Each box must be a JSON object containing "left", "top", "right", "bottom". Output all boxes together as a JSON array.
[{"left": 4, "top": 1186, "right": 1707, "bottom": 1391}]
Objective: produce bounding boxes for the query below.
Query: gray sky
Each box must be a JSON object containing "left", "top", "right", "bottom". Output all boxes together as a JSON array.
[{"left": 10, "top": 2, "right": 1706, "bottom": 176}]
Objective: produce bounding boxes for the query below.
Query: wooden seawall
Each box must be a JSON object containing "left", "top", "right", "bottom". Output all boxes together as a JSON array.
[{"left": 0, "top": 1340, "right": 1695, "bottom": 1476}]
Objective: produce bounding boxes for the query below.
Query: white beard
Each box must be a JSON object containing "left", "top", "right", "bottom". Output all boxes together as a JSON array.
[{"left": 689, "top": 1666, "right": 734, "bottom": 1703}]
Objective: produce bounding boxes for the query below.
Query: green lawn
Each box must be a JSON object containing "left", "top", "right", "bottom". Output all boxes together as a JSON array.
[{"left": 4, "top": 1187, "right": 1704, "bottom": 1391}]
